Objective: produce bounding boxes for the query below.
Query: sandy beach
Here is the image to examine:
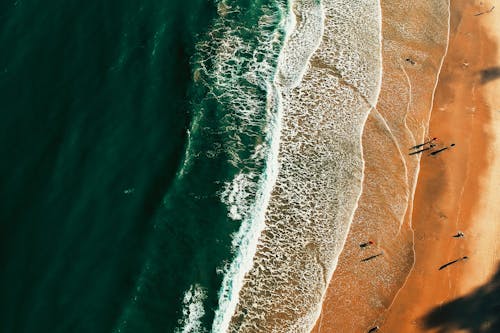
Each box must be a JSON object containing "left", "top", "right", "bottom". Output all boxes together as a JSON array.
[
  {"left": 311, "top": 0, "right": 450, "bottom": 331},
  {"left": 312, "top": 0, "right": 500, "bottom": 332},
  {"left": 382, "top": 1, "right": 500, "bottom": 331}
]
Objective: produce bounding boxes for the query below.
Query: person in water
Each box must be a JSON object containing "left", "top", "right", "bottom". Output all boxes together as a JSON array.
[{"left": 405, "top": 57, "right": 415, "bottom": 65}]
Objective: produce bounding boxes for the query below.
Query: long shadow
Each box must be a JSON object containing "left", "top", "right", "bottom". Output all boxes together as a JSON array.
[
  {"left": 480, "top": 67, "right": 500, "bottom": 84},
  {"left": 422, "top": 262, "right": 500, "bottom": 332}
]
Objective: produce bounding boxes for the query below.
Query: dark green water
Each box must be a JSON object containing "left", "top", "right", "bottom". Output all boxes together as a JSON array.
[{"left": 0, "top": 0, "right": 286, "bottom": 332}]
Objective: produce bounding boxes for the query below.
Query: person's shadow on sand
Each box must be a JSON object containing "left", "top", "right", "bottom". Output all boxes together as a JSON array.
[{"left": 421, "top": 262, "right": 500, "bottom": 332}]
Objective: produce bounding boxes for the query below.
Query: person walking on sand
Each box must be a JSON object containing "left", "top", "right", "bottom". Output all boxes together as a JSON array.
[
  {"left": 438, "top": 256, "right": 468, "bottom": 270},
  {"left": 368, "top": 326, "right": 380, "bottom": 332},
  {"left": 360, "top": 240, "right": 374, "bottom": 248},
  {"left": 429, "top": 143, "right": 456, "bottom": 156},
  {"left": 453, "top": 231, "right": 464, "bottom": 238},
  {"left": 409, "top": 144, "right": 436, "bottom": 155},
  {"left": 410, "top": 137, "right": 437, "bottom": 150}
]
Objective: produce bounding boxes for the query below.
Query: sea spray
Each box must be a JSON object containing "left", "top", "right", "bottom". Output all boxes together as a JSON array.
[
  {"left": 111, "top": 0, "right": 290, "bottom": 331},
  {"left": 228, "top": 0, "right": 382, "bottom": 332}
]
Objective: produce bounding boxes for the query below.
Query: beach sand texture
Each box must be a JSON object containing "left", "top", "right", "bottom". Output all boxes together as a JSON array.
[
  {"left": 312, "top": 0, "right": 449, "bottom": 331},
  {"left": 312, "top": 0, "right": 500, "bottom": 332},
  {"left": 382, "top": 0, "right": 500, "bottom": 331}
]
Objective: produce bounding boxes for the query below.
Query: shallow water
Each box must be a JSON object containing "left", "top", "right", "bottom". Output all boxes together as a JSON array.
[{"left": 228, "top": 0, "right": 383, "bottom": 331}]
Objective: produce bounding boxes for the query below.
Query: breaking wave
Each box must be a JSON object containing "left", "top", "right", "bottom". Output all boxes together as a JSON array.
[{"left": 190, "top": 0, "right": 288, "bottom": 332}]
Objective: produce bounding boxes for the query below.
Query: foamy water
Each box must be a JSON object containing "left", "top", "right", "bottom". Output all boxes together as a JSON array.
[
  {"left": 192, "top": 1, "right": 290, "bottom": 332},
  {"left": 228, "top": 0, "right": 383, "bottom": 332},
  {"left": 175, "top": 284, "right": 208, "bottom": 333}
]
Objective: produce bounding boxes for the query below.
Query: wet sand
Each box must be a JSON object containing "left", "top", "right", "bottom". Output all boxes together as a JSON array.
[
  {"left": 312, "top": 0, "right": 500, "bottom": 332},
  {"left": 311, "top": 1, "right": 450, "bottom": 331}
]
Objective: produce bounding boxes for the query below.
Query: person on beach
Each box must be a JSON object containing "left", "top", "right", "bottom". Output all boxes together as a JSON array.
[
  {"left": 360, "top": 240, "right": 374, "bottom": 248},
  {"left": 429, "top": 143, "right": 455, "bottom": 156},
  {"left": 410, "top": 137, "right": 437, "bottom": 150},
  {"left": 361, "top": 252, "right": 383, "bottom": 262},
  {"left": 453, "top": 231, "right": 464, "bottom": 238},
  {"left": 438, "top": 256, "right": 468, "bottom": 270},
  {"left": 409, "top": 144, "right": 436, "bottom": 155}
]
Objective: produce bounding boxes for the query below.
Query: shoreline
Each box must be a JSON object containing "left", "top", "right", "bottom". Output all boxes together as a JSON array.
[{"left": 226, "top": 1, "right": 384, "bottom": 331}]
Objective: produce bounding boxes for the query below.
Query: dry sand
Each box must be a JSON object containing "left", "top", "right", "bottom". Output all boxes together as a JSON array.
[{"left": 312, "top": 0, "right": 500, "bottom": 332}]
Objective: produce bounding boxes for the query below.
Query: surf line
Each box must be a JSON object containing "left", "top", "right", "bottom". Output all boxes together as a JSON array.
[
  {"left": 211, "top": 0, "right": 326, "bottom": 331},
  {"left": 211, "top": 86, "right": 283, "bottom": 333},
  {"left": 210, "top": 12, "right": 286, "bottom": 333},
  {"left": 309, "top": 0, "right": 384, "bottom": 331}
]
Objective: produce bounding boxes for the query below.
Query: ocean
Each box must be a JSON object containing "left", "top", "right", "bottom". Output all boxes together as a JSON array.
[
  {"left": 0, "top": 0, "right": 382, "bottom": 332},
  {"left": 0, "top": 0, "right": 285, "bottom": 331}
]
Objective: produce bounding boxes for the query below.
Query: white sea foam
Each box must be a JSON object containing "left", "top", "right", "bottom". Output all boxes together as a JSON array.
[
  {"left": 196, "top": 0, "right": 382, "bottom": 331},
  {"left": 212, "top": 87, "right": 282, "bottom": 332},
  {"left": 191, "top": 1, "right": 289, "bottom": 332},
  {"left": 175, "top": 284, "right": 208, "bottom": 333},
  {"left": 277, "top": 0, "right": 325, "bottom": 88},
  {"left": 193, "top": 2, "right": 286, "bottom": 169},
  {"left": 220, "top": 172, "right": 257, "bottom": 221},
  {"left": 209, "top": 0, "right": 333, "bottom": 331},
  {"left": 228, "top": 0, "right": 383, "bottom": 332}
]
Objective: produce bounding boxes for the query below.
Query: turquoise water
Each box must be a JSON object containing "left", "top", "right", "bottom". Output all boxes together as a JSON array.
[{"left": 0, "top": 0, "right": 286, "bottom": 332}]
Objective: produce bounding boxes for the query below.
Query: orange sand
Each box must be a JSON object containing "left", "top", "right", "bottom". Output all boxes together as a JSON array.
[
  {"left": 382, "top": 0, "right": 500, "bottom": 331},
  {"left": 312, "top": 0, "right": 500, "bottom": 332}
]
